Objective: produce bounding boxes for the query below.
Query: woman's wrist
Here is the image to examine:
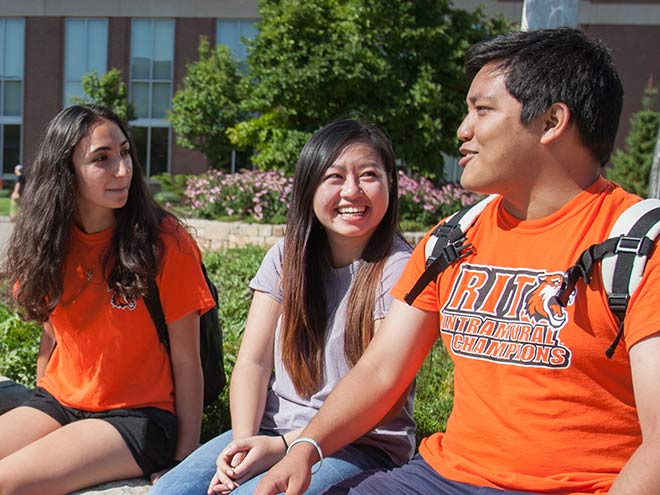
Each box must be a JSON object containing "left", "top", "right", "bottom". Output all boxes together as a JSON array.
[{"left": 279, "top": 433, "right": 289, "bottom": 451}]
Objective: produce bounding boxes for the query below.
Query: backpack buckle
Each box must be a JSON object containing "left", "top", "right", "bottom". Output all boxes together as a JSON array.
[
  {"left": 615, "top": 236, "right": 645, "bottom": 255},
  {"left": 608, "top": 293, "right": 629, "bottom": 315},
  {"left": 427, "top": 237, "right": 473, "bottom": 268}
]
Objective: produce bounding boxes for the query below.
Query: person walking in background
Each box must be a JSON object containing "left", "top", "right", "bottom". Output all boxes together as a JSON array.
[
  {"left": 0, "top": 105, "right": 214, "bottom": 494},
  {"left": 151, "top": 119, "right": 415, "bottom": 495},
  {"left": 9, "top": 164, "right": 24, "bottom": 221},
  {"left": 254, "top": 28, "right": 660, "bottom": 495}
]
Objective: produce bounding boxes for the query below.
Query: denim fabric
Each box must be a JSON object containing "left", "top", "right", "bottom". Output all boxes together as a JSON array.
[
  {"left": 326, "top": 454, "right": 534, "bottom": 495},
  {"left": 151, "top": 429, "right": 396, "bottom": 495}
]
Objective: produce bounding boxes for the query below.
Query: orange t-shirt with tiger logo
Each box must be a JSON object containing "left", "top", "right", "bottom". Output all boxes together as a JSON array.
[
  {"left": 38, "top": 217, "right": 215, "bottom": 414},
  {"left": 391, "top": 177, "right": 660, "bottom": 494}
]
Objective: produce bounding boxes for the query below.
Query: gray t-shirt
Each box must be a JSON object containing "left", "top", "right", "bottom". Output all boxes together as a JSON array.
[{"left": 249, "top": 235, "right": 416, "bottom": 466}]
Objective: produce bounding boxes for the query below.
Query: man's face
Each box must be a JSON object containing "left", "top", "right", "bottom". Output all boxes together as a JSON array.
[{"left": 456, "top": 64, "right": 544, "bottom": 197}]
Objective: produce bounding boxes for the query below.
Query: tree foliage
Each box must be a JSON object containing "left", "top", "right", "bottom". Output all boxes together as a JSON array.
[
  {"left": 609, "top": 86, "right": 660, "bottom": 197},
  {"left": 230, "top": 0, "right": 508, "bottom": 175},
  {"left": 71, "top": 68, "right": 135, "bottom": 122},
  {"left": 169, "top": 38, "right": 245, "bottom": 169}
]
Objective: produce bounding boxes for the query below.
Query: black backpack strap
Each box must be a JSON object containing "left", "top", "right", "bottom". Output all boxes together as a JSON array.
[
  {"left": 144, "top": 279, "right": 170, "bottom": 353},
  {"left": 553, "top": 238, "right": 622, "bottom": 307},
  {"left": 404, "top": 195, "right": 497, "bottom": 305}
]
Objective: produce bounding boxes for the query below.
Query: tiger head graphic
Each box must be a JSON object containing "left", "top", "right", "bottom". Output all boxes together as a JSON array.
[{"left": 525, "top": 273, "right": 568, "bottom": 328}]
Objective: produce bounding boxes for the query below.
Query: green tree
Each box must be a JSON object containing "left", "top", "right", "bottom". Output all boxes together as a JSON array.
[
  {"left": 169, "top": 38, "right": 245, "bottom": 169},
  {"left": 230, "top": 0, "right": 508, "bottom": 175},
  {"left": 609, "top": 85, "right": 660, "bottom": 197},
  {"left": 71, "top": 68, "right": 135, "bottom": 122}
]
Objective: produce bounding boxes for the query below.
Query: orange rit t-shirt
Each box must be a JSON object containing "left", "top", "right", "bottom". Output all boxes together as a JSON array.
[
  {"left": 38, "top": 217, "right": 215, "bottom": 414},
  {"left": 391, "top": 177, "right": 660, "bottom": 494}
]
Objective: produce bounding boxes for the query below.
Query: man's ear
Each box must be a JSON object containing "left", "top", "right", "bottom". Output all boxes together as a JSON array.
[{"left": 540, "top": 102, "right": 571, "bottom": 145}]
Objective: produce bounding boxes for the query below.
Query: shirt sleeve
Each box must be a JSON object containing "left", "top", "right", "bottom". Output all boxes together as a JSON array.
[
  {"left": 157, "top": 221, "right": 215, "bottom": 324},
  {"left": 374, "top": 237, "right": 413, "bottom": 319},
  {"left": 249, "top": 239, "right": 284, "bottom": 304}
]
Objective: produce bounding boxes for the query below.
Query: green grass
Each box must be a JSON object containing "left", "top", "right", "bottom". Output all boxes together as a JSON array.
[
  {"left": 0, "top": 245, "right": 454, "bottom": 445},
  {"left": 0, "top": 197, "right": 10, "bottom": 217}
]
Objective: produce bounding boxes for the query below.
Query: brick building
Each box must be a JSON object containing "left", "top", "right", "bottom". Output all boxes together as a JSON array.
[{"left": 0, "top": 0, "right": 657, "bottom": 182}]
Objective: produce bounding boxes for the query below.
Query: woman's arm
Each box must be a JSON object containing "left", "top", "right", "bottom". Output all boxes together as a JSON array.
[
  {"left": 229, "top": 290, "right": 281, "bottom": 439},
  {"left": 168, "top": 311, "right": 204, "bottom": 461},
  {"left": 207, "top": 290, "right": 281, "bottom": 493},
  {"left": 36, "top": 321, "right": 56, "bottom": 380}
]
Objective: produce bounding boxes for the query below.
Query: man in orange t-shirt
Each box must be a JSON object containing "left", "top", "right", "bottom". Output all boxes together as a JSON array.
[{"left": 253, "top": 28, "right": 660, "bottom": 495}]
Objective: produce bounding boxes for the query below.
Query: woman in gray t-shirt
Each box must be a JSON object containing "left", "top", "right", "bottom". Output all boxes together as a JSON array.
[{"left": 152, "top": 120, "right": 415, "bottom": 495}]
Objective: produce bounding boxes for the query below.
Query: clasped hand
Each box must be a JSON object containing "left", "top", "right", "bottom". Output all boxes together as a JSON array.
[{"left": 208, "top": 435, "right": 286, "bottom": 494}]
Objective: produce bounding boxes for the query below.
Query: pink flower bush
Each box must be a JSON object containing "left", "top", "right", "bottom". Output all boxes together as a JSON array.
[
  {"left": 185, "top": 169, "right": 480, "bottom": 227},
  {"left": 185, "top": 169, "right": 292, "bottom": 223},
  {"left": 397, "top": 171, "right": 481, "bottom": 227}
]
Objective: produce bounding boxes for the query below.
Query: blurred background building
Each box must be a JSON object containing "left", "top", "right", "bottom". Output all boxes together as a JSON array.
[{"left": 0, "top": 0, "right": 657, "bottom": 181}]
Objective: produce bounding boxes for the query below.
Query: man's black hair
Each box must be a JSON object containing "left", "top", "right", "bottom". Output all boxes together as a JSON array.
[{"left": 465, "top": 27, "right": 623, "bottom": 166}]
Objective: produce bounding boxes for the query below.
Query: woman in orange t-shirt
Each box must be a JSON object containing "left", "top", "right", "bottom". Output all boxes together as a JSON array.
[{"left": 0, "top": 105, "right": 213, "bottom": 493}]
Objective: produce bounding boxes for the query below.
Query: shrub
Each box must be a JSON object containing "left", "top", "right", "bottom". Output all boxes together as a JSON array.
[
  {"left": 185, "top": 169, "right": 292, "bottom": 224},
  {"left": 398, "top": 171, "right": 481, "bottom": 229},
  {"left": 0, "top": 304, "right": 41, "bottom": 386},
  {"left": 608, "top": 85, "right": 660, "bottom": 197},
  {"left": 152, "top": 172, "right": 192, "bottom": 198},
  {"left": 185, "top": 169, "right": 479, "bottom": 230},
  {"left": 200, "top": 246, "right": 268, "bottom": 441}
]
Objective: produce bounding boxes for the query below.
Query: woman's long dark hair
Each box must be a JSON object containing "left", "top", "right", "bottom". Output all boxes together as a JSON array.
[
  {"left": 280, "top": 119, "right": 401, "bottom": 397},
  {"left": 2, "top": 105, "right": 172, "bottom": 322}
]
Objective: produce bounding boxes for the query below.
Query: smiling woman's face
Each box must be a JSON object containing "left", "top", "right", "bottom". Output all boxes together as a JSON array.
[{"left": 312, "top": 141, "right": 389, "bottom": 265}]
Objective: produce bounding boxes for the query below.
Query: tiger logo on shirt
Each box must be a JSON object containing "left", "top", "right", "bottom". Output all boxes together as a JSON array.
[
  {"left": 525, "top": 274, "right": 567, "bottom": 328},
  {"left": 108, "top": 286, "right": 137, "bottom": 311}
]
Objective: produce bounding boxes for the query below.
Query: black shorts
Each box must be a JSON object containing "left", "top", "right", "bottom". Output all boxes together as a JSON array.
[{"left": 23, "top": 387, "right": 177, "bottom": 477}]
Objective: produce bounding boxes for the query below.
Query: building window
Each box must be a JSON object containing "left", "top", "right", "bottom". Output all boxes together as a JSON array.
[
  {"left": 216, "top": 19, "right": 258, "bottom": 63},
  {"left": 0, "top": 18, "right": 24, "bottom": 176},
  {"left": 130, "top": 18, "right": 174, "bottom": 176},
  {"left": 64, "top": 18, "right": 108, "bottom": 106}
]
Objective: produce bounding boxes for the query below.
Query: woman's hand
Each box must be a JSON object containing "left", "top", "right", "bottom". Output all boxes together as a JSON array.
[{"left": 207, "top": 435, "right": 287, "bottom": 494}]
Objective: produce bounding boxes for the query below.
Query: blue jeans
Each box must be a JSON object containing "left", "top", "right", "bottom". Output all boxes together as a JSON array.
[{"left": 151, "top": 429, "right": 396, "bottom": 495}]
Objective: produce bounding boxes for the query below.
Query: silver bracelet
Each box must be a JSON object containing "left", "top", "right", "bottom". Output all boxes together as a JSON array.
[{"left": 286, "top": 437, "right": 323, "bottom": 474}]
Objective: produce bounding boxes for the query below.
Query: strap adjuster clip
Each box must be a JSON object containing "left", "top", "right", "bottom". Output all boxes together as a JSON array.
[
  {"left": 427, "top": 237, "right": 473, "bottom": 268},
  {"left": 608, "top": 293, "right": 629, "bottom": 314},
  {"left": 615, "top": 236, "right": 646, "bottom": 255}
]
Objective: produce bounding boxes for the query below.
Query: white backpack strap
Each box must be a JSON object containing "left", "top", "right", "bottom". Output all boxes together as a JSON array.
[
  {"left": 405, "top": 195, "right": 498, "bottom": 305},
  {"left": 602, "top": 198, "right": 660, "bottom": 297},
  {"left": 424, "top": 194, "right": 498, "bottom": 261}
]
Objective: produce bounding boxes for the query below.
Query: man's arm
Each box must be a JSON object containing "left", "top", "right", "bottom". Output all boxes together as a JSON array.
[
  {"left": 609, "top": 334, "right": 660, "bottom": 494},
  {"left": 254, "top": 299, "right": 439, "bottom": 495}
]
